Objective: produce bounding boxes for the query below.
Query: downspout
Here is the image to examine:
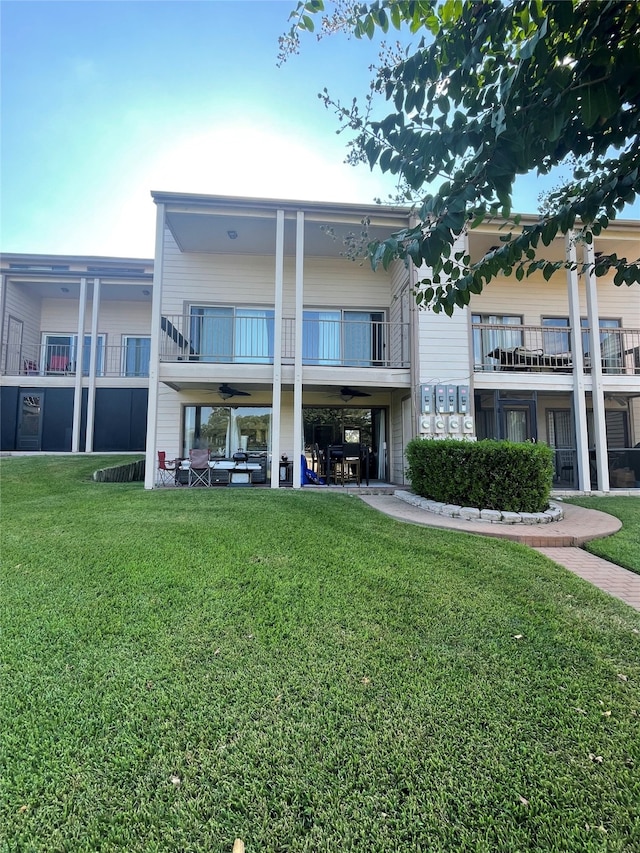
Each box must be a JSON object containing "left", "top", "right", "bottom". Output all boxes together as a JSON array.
[
  {"left": 71, "top": 277, "right": 87, "bottom": 452},
  {"left": 144, "top": 202, "right": 165, "bottom": 489},
  {"left": 584, "top": 240, "right": 609, "bottom": 491},
  {"left": 270, "top": 209, "right": 285, "bottom": 488},
  {"left": 566, "top": 232, "right": 590, "bottom": 490},
  {"left": 292, "top": 210, "right": 304, "bottom": 489},
  {"left": 84, "top": 277, "right": 101, "bottom": 452}
]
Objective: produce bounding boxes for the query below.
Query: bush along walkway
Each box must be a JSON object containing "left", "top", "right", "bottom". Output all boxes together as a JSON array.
[{"left": 362, "top": 495, "right": 640, "bottom": 611}]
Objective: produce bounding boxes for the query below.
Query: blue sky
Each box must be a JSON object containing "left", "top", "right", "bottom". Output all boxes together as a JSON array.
[{"left": 2, "top": 1, "right": 637, "bottom": 259}]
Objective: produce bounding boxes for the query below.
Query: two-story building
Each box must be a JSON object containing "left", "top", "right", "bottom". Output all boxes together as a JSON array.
[
  {"left": 0, "top": 255, "right": 153, "bottom": 453},
  {"left": 2, "top": 191, "right": 638, "bottom": 492},
  {"left": 143, "top": 191, "right": 639, "bottom": 491}
]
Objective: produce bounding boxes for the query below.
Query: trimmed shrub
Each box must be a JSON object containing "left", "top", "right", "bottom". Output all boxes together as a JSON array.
[
  {"left": 405, "top": 439, "right": 554, "bottom": 513},
  {"left": 92, "top": 459, "right": 145, "bottom": 483}
]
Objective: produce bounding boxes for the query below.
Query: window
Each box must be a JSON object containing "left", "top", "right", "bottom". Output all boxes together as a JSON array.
[
  {"left": 543, "top": 317, "right": 621, "bottom": 368},
  {"left": 123, "top": 336, "right": 151, "bottom": 376},
  {"left": 183, "top": 405, "right": 272, "bottom": 458},
  {"left": 42, "top": 333, "right": 104, "bottom": 375},
  {"left": 472, "top": 314, "right": 523, "bottom": 368},
  {"left": 303, "top": 310, "right": 385, "bottom": 366},
  {"left": 190, "top": 307, "right": 274, "bottom": 363}
]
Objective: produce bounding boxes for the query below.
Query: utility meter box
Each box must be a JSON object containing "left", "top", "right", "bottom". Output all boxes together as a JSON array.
[
  {"left": 448, "top": 415, "right": 461, "bottom": 433},
  {"left": 434, "top": 416, "right": 446, "bottom": 433},
  {"left": 446, "top": 385, "right": 457, "bottom": 413},
  {"left": 457, "top": 385, "right": 469, "bottom": 414},
  {"left": 435, "top": 386, "right": 447, "bottom": 414},
  {"left": 420, "top": 415, "right": 432, "bottom": 434},
  {"left": 420, "top": 384, "right": 434, "bottom": 415},
  {"left": 463, "top": 416, "right": 474, "bottom": 434}
]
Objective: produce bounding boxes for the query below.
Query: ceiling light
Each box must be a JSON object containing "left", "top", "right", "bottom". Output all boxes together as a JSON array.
[
  {"left": 61, "top": 287, "right": 69, "bottom": 293},
  {"left": 340, "top": 392, "right": 354, "bottom": 402},
  {"left": 142, "top": 289, "right": 150, "bottom": 296},
  {"left": 227, "top": 230, "right": 238, "bottom": 240}
]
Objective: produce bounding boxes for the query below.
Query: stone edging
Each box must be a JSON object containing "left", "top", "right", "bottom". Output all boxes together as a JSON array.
[{"left": 394, "top": 490, "right": 564, "bottom": 525}]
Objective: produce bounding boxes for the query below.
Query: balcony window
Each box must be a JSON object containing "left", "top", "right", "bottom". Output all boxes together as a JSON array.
[
  {"left": 42, "top": 333, "right": 104, "bottom": 375},
  {"left": 472, "top": 314, "right": 523, "bottom": 369},
  {"left": 543, "top": 317, "right": 621, "bottom": 368},
  {"left": 189, "top": 307, "right": 274, "bottom": 364},
  {"left": 123, "top": 336, "right": 151, "bottom": 377},
  {"left": 303, "top": 310, "right": 385, "bottom": 367}
]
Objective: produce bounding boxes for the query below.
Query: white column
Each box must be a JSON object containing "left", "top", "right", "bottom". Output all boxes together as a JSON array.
[
  {"left": 270, "top": 210, "right": 285, "bottom": 488},
  {"left": 566, "top": 233, "right": 590, "bottom": 490},
  {"left": 292, "top": 210, "right": 305, "bottom": 489},
  {"left": 144, "top": 203, "right": 166, "bottom": 489},
  {"left": 584, "top": 240, "right": 609, "bottom": 491},
  {"left": 84, "top": 277, "right": 101, "bottom": 452},
  {"left": 71, "top": 277, "right": 87, "bottom": 452}
]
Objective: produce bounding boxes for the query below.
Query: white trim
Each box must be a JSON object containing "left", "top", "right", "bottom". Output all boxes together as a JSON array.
[{"left": 144, "top": 204, "right": 165, "bottom": 489}]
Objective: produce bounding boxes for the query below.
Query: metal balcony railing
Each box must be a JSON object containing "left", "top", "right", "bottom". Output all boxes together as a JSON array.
[
  {"left": 2, "top": 344, "right": 150, "bottom": 378},
  {"left": 159, "top": 314, "right": 410, "bottom": 369},
  {"left": 473, "top": 323, "right": 640, "bottom": 375}
]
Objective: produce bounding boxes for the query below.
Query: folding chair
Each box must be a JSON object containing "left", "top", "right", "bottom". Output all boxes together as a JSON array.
[
  {"left": 157, "top": 451, "right": 177, "bottom": 486},
  {"left": 188, "top": 448, "right": 210, "bottom": 486}
]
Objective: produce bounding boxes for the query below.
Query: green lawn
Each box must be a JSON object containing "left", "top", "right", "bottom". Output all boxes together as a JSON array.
[
  {"left": 1, "top": 457, "right": 639, "bottom": 853},
  {"left": 566, "top": 496, "right": 640, "bottom": 576}
]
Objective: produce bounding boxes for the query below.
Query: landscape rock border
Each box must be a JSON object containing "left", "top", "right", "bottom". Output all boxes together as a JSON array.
[{"left": 394, "top": 491, "right": 564, "bottom": 525}]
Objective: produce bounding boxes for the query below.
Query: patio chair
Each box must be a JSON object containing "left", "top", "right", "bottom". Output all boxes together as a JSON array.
[
  {"left": 48, "top": 354, "right": 70, "bottom": 373},
  {"left": 326, "top": 444, "right": 346, "bottom": 485},
  {"left": 23, "top": 359, "right": 39, "bottom": 375},
  {"left": 188, "top": 448, "right": 210, "bottom": 486},
  {"left": 157, "top": 451, "right": 177, "bottom": 486}
]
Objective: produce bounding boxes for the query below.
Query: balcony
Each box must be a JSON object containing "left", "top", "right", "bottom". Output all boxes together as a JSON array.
[
  {"left": 473, "top": 323, "right": 640, "bottom": 375},
  {"left": 2, "top": 342, "right": 150, "bottom": 379},
  {"left": 160, "top": 314, "right": 410, "bottom": 369}
]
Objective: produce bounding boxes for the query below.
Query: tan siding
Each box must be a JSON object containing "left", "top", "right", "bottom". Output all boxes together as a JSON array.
[
  {"left": 2, "top": 283, "right": 42, "bottom": 368},
  {"left": 470, "top": 274, "right": 640, "bottom": 328},
  {"left": 40, "top": 299, "right": 151, "bottom": 341},
  {"left": 160, "top": 228, "right": 393, "bottom": 316},
  {"left": 417, "top": 307, "right": 471, "bottom": 383}
]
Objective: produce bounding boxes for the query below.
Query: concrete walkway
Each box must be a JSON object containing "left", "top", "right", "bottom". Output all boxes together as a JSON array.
[{"left": 360, "top": 494, "right": 640, "bottom": 611}]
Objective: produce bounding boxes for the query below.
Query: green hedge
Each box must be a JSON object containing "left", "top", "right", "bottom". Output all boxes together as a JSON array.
[
  {"left": 405, "top": 439, "right": 554, "bottom": 513},
  {"left": 92, "top": 459, "right": 145, "bottom": 483}
]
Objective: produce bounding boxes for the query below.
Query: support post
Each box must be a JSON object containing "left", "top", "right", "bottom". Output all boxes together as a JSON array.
[
  {"left": 270, "top": 209, "right": 285, "bottom": 488},
  {"left": 84, "top": 277, "right": 101, "bottom": 452},
  {"left": 566, "top": 232, "right": 590, "bottom": 490},
  {"left": 584, "top": 240, "right": 609, "bottom": 491},
  {"left": 144, "top": 203, "right": 165, "bottom": 489},
  {"left": 292, "top": 210, "right": 304, "bottom": 489},
  {"left": 71, "top": 277, "right": 87, "bottom": 452}
]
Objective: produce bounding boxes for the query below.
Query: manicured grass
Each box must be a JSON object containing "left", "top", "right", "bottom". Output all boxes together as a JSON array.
[
  {"left": 565, "top": 496, "right": 640, "bottom": 576},
  {"left": 1, "top": 457, "right": 639, "bottom": 852}
]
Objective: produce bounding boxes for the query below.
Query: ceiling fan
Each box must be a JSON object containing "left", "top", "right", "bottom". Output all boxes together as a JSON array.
[
  {"left": 218, "top": 384, "right": 252, "bottom": 400},
  {"left": 329, "top": 386, "right": 373, "bottom": 402}
]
